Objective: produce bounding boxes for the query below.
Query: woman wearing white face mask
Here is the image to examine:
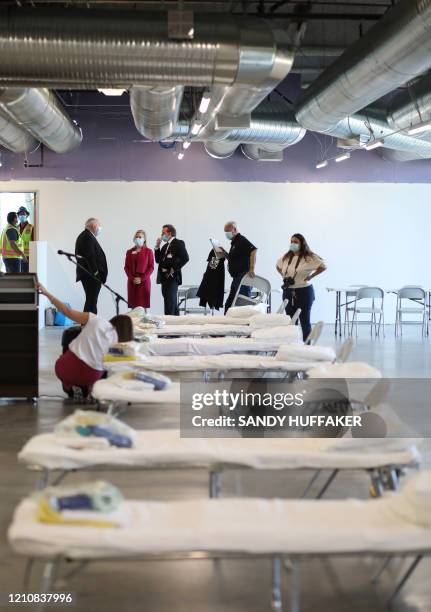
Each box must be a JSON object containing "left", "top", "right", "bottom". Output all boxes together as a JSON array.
[
  {"left": 124, "top": 230, "right": 154, "bottom": 310},
  {"left": 276, "top": 233, "right": 326, "bottom": 341}
]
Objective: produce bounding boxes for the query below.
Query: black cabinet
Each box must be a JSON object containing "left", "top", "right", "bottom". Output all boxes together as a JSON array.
[{"left": 0, "top": 274, "right": 38, "bottom": 398}]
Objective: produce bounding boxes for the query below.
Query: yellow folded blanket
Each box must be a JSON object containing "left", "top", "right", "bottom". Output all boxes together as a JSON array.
[{"left": 37, "top": 498, "right": 118, "bottom": 529}]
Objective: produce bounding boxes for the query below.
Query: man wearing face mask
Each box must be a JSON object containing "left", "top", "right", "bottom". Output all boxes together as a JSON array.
[
  {"left": 221, "top": 221, "right": 257, "bottom": 314},
  {"left": 155, "top": 224, "right": 189, "bottom": 315},
  {"left": 75, "top": 217, "right": 108, "bottom": 314},
  {"left": 17, "top": 206, "right": 34, "bottom": 273}
]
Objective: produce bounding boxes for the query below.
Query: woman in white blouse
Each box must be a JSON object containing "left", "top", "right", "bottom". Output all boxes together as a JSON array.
[{"left": 276, "top": 233, "right": 326, "bottom": 341}]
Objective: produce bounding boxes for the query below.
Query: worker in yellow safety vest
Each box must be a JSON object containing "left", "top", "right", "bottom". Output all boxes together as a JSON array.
[
  {"left": 17, "top": 206, "right": 34, "bottom": 273},
  {"left": 0, "top": 211, "right": 27, "bottom": 273}
]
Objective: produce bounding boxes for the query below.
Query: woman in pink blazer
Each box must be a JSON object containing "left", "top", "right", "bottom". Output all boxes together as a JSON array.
[{"left": 124, "top": 230, "right": 154, "bottom": 309}]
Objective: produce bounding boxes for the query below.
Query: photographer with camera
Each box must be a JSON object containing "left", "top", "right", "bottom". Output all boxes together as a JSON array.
[{"left": 276, "top": 233, "right": 326, "bottom": 341}]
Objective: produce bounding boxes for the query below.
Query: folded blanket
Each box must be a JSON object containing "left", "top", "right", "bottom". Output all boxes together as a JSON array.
[
  {"left": 55, "top": 411, "right": 136, "bottom": 448},
  {"left": 249, "top": 313, "right": 291, "bottom": 329},
  {"left": 226, "top": 304, "right": 267, "bottom": 318},
  {"left": 276, "top": 344, "right": 335, "bottom": 362}
]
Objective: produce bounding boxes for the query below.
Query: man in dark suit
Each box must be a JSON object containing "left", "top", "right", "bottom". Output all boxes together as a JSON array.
[
  {"left": 75, "top": 217, "right": 108, "bottom": 314},
  {"left": 154, "top": 224, "right": 189, "bottom": 315}
]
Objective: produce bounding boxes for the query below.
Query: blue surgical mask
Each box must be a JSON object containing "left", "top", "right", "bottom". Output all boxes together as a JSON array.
[
  {"left": 161, "top": 234, "right": 169, "bottom": 242},
  {"left": 18, "top": 215, "right": 27, "bottom": 223},
  {"left": 225, "top": 231, "right": 233, "bottom": 240},
  {"left": 290, "top": 242, "right": 300, "bottom": 253},
  {"left": 134, "top": 237, "right": 144, "bottom": 247}
]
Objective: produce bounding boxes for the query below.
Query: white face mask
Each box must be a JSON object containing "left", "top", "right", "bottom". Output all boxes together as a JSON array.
[
  {"left": 95, "top": 226, "right": 102, "bottom": 237},
  {"left": 134, "top": 237, "right": 144, "bottom": 247}
]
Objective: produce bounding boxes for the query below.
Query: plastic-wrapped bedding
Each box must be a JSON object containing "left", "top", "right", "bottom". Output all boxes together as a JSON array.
[
  {"left": 92, "top": 375, "right": 180, "bottom": 405},
  {"left": 18, "top": 430, "right": 420, "bottom": 472},
  {"left": 275, "top": 344, "right": 336, "bottom": 362},
  {"left": 161, "top": 313, "right": 291, "bottom": 328},
  {"left": 8, "top": 472, "right": 431, "bottom": 558}
]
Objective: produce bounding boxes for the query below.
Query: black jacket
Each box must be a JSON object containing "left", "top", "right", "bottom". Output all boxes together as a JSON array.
[
  {"left": 154, "top": 238, "right": 189, "bottom": 285},
  {"left": 75, "top": 229, "right": 108, "bottom": 284},
  {"left": 197, "top": 250, "right": 225, "bottom": 310}
]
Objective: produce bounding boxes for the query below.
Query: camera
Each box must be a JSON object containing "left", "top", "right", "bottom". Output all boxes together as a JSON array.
[{"left": 282, "top": 277, "right": 295, "bottom": 290}]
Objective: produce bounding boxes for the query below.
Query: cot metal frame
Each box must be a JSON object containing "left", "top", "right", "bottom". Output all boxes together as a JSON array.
[{"left": 21, "top": 547, "right": 430, "bottom": 612}]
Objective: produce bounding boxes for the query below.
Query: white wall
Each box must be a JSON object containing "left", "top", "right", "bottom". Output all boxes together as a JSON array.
[{"left": 3, "top": 180, "right": 429, "bottom": 323}]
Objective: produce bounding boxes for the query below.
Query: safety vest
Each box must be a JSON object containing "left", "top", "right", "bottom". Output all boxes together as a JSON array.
[
  {"left": 0, "top": 223, "right": 21, "bottom": 259},
  {"left": 19, "top": 222, "right": 33, "bottom": 256}
]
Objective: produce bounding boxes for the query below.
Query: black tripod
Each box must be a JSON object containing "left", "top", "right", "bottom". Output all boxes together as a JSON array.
[{"left": 59, "top": 251, "right": 129, "bottom": 316}]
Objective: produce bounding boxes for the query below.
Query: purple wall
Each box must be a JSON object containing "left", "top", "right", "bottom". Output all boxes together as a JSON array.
[{"left": 0, "top": 80, "right": 430, "bottom": 183}]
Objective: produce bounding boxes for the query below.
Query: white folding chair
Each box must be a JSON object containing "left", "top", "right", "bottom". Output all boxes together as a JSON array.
[
  {"left": 335, "top": 337, "right": 354, "bottom": 363},
  {"left": 178, "top": 286, "right": 208, "bottom": 315},
  {"left": 395, "top": 286, "right": 427, "bottom": 337},
  {"left": 231, "top": 274, "right": 271, "bottom": 310},
  {"left": 343, "top": 285, "right": 367, "bottom": 336},
  {"left": 350, "top": 287, "right": 385, "bottom": 337},
  {"left": 305, "top": 320, "right": 324, "bottom": 345},
  {"left": 291, "top": 308, "right": 302, "bottom": 325}
]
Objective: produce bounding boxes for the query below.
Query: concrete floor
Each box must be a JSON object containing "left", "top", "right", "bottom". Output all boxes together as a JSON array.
[{"left": 1, "top": 324, "right": 431, "bottom": 612}]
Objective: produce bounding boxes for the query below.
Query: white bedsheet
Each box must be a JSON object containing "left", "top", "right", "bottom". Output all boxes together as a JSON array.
[
  {"left": 147, "top": 337, "right": 299, "bottom": 357},
  {"left": 9, "top": 493, "right": 431, "bottom": 559},
  {"left": 18, "top": 431, "right": 420, "bottom": 472},
  {"left": 92, "top": 380, "right": 180, "bottom": 405},
  {"left": 163, "top": 315, "right": 253, "bottom": 326}
]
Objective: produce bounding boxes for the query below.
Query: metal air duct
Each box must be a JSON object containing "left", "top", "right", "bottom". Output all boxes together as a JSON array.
[
  {"left": 296, "top": 0, "right": 431, "bottom": 133},
  {"left": 0, "top": 111, "right": 38, "bottom": 153},
  {"left": 0, "top": 88, "right": 82, "bottom": 154},
  {"left": 130, "top": 86, "right": 184, "bottom": 140}
]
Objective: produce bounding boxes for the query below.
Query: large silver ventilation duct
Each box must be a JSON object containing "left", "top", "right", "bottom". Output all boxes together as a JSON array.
[
  {"left": 204, "top": 103, "right": 305, "bottom": 158},
  {"left": 387, "top": 74, "right": 431, "bottom": 133},
  {"left": 296, "top": 0, "right": 431, "bottom": 134},
  {"left": 196, "top": 30, "right": 293, "bottom": 143},
  {"left": 0, "top": 9, "right": 241, "bottom": 88},
  {"left": 326, "top": 108, "right": 431, "bottom": 158},
  {"left": 0, "top": 89, "right": 82, "bottom": 154},
  {"left": 0, "top": 111, "right": 37, "bottom": 153},
  {"left": 130, "top": 86, "right": 184, "bottom": 140}
]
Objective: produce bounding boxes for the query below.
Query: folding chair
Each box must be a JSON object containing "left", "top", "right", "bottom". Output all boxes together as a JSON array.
[
  {"left": 231, "top": 275, "right": 271, "bottom": 310},
  {"left": 350, "top": 287, "right": 385, "bottom": 337},
  {"left": 395, "top": 286, "right": 428, "bottom": 337},
  {"left": 305, "top": 321, "right": 324, "bottom": 345},
  {"left": 178, "top": 286, "right": 208, "bottom": 315}
]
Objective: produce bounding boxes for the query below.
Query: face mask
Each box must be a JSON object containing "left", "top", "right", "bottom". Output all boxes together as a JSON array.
[
  {"left": 225, "top": 231, "right": 233, "bottom": 240},
  {"left": 290, "top": 242, "right": 300, "bottom": 253},
  {"left": 18, "top": 215, "right": 27, "bottom": 223},
  {"left": 134, "top": 237, "right": 144, "bottom": 247},
  {"left": 161, "top": 234, "right": 169, "bottom": 242},
  {"left": 95, "top": 226, "right": 102, "bottom": 237}
]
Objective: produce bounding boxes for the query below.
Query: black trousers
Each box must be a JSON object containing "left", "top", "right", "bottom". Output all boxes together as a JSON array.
[
  {"left": 3, "top": 258, "right": 21, "bottom": 273},
  {"left": 81, "top": 275, "right": 102, "bottom": 314},
  {"left": 283, "top": 284, "right": 315, "bottom": 341},
  {"left": 224, "top": 273, "right": 252, "bottom": 313},
  {"left": 161, "top": 278, "right": 180, "bottom": 315}
]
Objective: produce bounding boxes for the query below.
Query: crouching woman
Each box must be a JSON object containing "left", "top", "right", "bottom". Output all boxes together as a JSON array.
[{"left": 38, "top": 283, "right": 133, "bottom": 398}]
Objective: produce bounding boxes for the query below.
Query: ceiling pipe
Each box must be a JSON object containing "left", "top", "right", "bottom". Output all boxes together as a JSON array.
[
  {"left": 325, "top": 108, "right": 431, "bottom": 158},
  {"left": 0, "top": 88, "right": 82, "bottom": 153},
  {"left": 0, "top": 110, "right": 38, "bottom": 153},
  {"left": 175, "top": 102, "right": 306, "bottom": 160},
  {"left": 0, "top": 8, "right": 241, "bottom": 88},
  {"left": 195, "top": 29, "right": 293, "bottom": 143},
  {"left": 387, "top": 74, "right": 431, "bottom": 133},
  {"left": 295, "top": 0, "right": 431, "bottom": 134},
  {"left": 130, "top": 85, "right": 184, "bottom": 141}
]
